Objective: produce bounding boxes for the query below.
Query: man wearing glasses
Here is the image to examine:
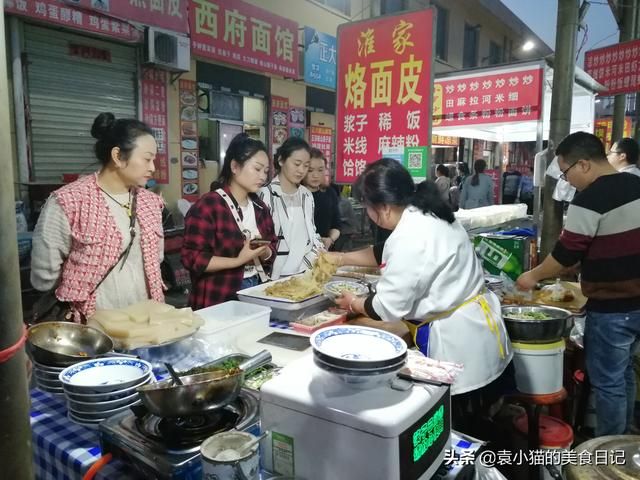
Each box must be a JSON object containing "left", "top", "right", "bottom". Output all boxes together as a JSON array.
[
  {"left": 607, "top": 137, "right": 640, "bottom": 177},
  {"left": 517, "top": 131, "right": 640, "bottom": 436}
]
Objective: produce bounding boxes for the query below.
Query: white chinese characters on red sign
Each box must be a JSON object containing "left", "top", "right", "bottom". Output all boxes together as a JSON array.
[
  {"left": 433, "top": 67, "right": 543, "bottom": 127},
  {"left": 5, "top": 0, "right": 141, "bottom": 42},
  {"left": 190, "top": 0, "right": 298, "bottom": 78},
  {"left": 335, "top": 10, "right": 434, "bottom": 183},
  {"left": 585, "top": 39, "right": 640, "bottom": 96},
  {"left": 141, "top": 69, "right": 169, "bottom": 185}
]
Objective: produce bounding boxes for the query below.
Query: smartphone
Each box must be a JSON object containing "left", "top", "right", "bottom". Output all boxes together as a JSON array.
[{"left": 250, "top": 239, "right": 271, "bottom": 247}]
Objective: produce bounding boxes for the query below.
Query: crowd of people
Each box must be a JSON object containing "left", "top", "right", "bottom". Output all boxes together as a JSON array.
[{"left": 29, "top": 112, "right": 640, "bottom": 437}]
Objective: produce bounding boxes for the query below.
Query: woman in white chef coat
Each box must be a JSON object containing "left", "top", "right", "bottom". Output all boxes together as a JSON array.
[
  {"left": 331, "top": 158, "right": 512, "bottom": 397},
  {"left": 259, "top": 138, "right": 324, "bottom": 280}
]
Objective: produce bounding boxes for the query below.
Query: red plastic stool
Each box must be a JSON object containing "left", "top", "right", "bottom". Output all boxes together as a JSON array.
[{"left": 505, "top": 388, "right": 568, "bottom": 480}]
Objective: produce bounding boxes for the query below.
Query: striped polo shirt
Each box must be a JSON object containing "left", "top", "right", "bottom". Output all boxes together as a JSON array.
[{"left": 552, "top": 172, "right": 640, "bottom": 313}]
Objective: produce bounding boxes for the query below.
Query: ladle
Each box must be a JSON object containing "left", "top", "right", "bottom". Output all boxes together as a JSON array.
[
  {"left": 237, "top": 431, "right": 268, "bottom": 457},
  {"left": 164, "top": 362, "right": 184, "bottom": 386}
]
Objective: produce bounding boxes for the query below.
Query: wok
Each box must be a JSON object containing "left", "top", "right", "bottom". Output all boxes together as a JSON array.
[
  {"left": 27, "top": 322, "right": 115, "bottom": 367},
  {"left": 137, "top": 350, "right": 272, "bottom": 417}
]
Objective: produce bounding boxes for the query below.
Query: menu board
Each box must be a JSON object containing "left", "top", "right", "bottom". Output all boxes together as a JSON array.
[
  {"left": 271, "top": 96, "right": 289, "bottom": 154},
  {"left": 289, "top": 107, "right": 306, "bottom": 139},
  {"left": 141, "top": 68, "right": 169, "bottom": 184},
  {"left": 310, "top": 125, "right": 333, "bottom": 184},
  {"left": 179, "top": 80, "right": 200, "bottom": 202}
]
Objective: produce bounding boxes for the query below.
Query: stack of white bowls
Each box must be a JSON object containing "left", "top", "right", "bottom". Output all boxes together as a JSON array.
[
  {"left": 32, "top": 360, "right": 65, "bottom": 395},
  {"left": 58, "top": 357, "right": 154, "bottom": 428},
  {"left": 310, "top": 326, "right": 407, "bottom": 388}
]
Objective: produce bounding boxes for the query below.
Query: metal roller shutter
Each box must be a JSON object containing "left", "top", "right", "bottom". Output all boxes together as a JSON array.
[{"left": 24, "top": 25, "right": 138, "bottom": 182}]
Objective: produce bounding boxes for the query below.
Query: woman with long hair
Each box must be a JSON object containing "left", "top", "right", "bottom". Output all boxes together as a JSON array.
[
  {"left": 302, "top": 148, "right": 341, "bottom": 250},
  {"left": 31, "top": 112, "right": 165, "bottom": 320},
  {"left": 328, "top": 158, "right": 512, "bottom": 400},
  {"left": 182, "top": 133, "right": 277, "bottom": 308},
  {"left": 459, "top": 159, "right": 494, "bottom": 209},
  {"left": 259, "top": 137, "right": 324, "bottom": 279}
]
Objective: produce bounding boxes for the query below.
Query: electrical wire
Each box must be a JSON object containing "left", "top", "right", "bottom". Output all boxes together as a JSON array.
[{"left": 576, "top": 24, "right": 589, "bottom": 61}]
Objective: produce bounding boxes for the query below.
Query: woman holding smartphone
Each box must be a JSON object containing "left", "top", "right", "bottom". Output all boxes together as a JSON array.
[{"left": 182, "top": 134, "right": 277, "bottom": 308}]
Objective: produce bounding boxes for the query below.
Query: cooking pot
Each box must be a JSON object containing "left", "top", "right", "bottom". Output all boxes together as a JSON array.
[
  {"left": 566, "top": 435, "right": 640, "bottom": 479},
  {"left": 137, "top": 350, "right": 272, "bottom": 417},
  {"left": 27, "top": 322, "right": 116, "bottom": 367},
  {"left": 502, "top": 305, "right": 573, "bottom": 344}
]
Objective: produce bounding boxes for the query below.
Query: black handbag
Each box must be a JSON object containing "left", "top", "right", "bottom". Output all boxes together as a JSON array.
[{"left": 31, "top": 193, "right": 138, "bottom": 325}]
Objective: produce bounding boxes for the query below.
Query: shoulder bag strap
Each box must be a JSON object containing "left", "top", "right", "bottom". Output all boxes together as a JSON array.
[{"left": 215, "top": 189, "right": 270, "bottom": 282}]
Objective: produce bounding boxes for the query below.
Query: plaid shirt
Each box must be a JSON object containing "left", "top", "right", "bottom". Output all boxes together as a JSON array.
[{"left": 181, "top": 186, "right": 277, "bottom": 308}]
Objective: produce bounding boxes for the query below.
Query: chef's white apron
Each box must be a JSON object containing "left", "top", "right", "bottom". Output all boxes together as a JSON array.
[{"left": 404, "top": 290, "right": 512, "bottom": 395}]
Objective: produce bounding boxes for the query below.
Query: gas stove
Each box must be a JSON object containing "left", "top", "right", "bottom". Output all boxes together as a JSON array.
[{"left": 99, "top": 389, "right": 260, "bottom": 480}]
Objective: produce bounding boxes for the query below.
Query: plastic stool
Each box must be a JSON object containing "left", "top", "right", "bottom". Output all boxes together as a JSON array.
[{"left": 505, "top": 388, "right": 568, "bottom": 480}]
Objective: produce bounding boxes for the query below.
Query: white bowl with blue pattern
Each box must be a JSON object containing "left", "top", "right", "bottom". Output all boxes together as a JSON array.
[
  {"left": 59, "top": 357, "right": 153, "bottom": 393},
  {"left": 310, "top": 326, "right": 407, "bottom": 369}
]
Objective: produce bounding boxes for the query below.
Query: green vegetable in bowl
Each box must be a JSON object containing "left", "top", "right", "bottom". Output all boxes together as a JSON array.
[
  {"left": 508, "top": 311, "right": 553, "bottom": 320},
  {"left": 181, "top": 359, "right": 240, "bottom": 376},
  {"left": 244, "top": 367, "right": 278, "bottom": 390}
]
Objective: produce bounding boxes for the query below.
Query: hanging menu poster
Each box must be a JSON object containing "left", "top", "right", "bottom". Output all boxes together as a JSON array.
[
  {"left": 141, "top": 68, "right": 169, "bottom": 185},
  {"left": 289, "top": 107, "right": 306, "bottom": 139},
  {"left": 310, "top": 125, "right": 333, "bottom": 183},
  {"left": 271, "top": 96, "right": 289, "bottom": 154},
  {"left": 179, "top": 79, "right": 199, "bottom": 202}
]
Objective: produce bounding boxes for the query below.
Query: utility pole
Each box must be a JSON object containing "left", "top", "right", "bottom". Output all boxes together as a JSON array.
[
  {"left": 540, "top": 0, "right": 580, "bottom": 258},
  {"left": 611, "top": 0, "right": 638, "bottom": 143},
  {"left": 0, "top": 8, "right": 34, "bottom": 480}
]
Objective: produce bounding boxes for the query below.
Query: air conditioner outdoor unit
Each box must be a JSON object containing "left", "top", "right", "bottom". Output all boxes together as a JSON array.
[{"left": 144, "top": 27, "right": 190, "bottom": 72}]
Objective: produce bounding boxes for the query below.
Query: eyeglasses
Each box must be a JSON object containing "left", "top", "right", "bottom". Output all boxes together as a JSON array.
[{"left": 559, "top": 162, "right": 578, "bottom": 181}]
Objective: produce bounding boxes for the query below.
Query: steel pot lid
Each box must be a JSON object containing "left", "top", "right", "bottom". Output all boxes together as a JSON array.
[{"left": 567, "top": 435, "right": 640, "bottom": 480}]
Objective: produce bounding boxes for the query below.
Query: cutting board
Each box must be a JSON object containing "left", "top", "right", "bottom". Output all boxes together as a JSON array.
[{"left": 503, "top": 281, "right": 587, "bottom": 313}]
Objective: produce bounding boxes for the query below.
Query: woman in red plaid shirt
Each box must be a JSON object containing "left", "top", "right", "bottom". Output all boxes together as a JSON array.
[{"left": 181, "top": 134, "right": 277, "bottom": 308}]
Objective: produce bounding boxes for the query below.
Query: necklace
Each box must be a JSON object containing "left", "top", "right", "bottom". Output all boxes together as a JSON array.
[{"left": 99, "top": 186, "right": 133, "bottom": 217}]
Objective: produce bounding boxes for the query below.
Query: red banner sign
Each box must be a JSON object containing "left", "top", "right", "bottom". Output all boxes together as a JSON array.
[
  {"left": 585, "top": 39, "right": 640, "bottom": 96},
  {"left": 70, "top": 0, "right": 188, "bottom": 33},
  {"left": 594, "top": 117, "right": 633, "bottom": 148},
  {"left": 310, "top": 125, "right": 333, "bottom": 184},
  {"left": 190, "top": 0, "right": 298, "bottom": 78},
  {"left": 142, "top": 69, "right": 169, "bottom": 185},
  {"left": 335, "top": 9, "right": 434, "bottom": 183},
  {"left": 5, "top": 0, "right": 141, "bottom": 42},
  {"left": 433, "top": 66, "right": 543, "bottom": 127}
]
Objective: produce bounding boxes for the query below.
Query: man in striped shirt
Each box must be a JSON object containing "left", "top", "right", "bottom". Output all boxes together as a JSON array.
[{"left": 517, "top": 131, "right": 640, "bottom": 436}]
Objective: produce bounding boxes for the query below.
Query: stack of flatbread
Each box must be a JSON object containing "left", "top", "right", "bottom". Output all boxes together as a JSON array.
[{"left": 87, "top": 300, "right": 204, "bottom": 350}]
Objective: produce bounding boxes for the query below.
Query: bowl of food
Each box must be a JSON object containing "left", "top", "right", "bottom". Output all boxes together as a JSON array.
[
  {"left": 501, "top": 305, "right": 573, "bottom": 344},
  {"left": 323, "top": 280, "right": 369, "bottom": 301}
]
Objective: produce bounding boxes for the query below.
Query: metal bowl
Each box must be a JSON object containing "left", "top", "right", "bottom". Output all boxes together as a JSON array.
[
  {"left": 502, "top": 305, "right": 573, "bottom": 344},
  {"left": 27, "top": 322, "right": 114, "bottom": 367}
]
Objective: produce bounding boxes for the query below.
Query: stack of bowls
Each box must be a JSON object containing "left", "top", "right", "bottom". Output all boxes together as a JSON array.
[
  {"left": 32, "top": 360, "right": 65, "bottom": 395},
  {"left": 59, "top": 357, "right": 154, "bottom": 428},
  {"left": 310, "top": 326, "right": 407, "bottom": 388}
]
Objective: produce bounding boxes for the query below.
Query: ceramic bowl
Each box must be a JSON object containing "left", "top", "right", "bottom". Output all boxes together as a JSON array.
[
  {"left": 59, "top": 357, "right": 152, "bottom": 393},
  {"left": 66, "top": 390, "right": 141, "bottom": 413},
  {"left": 322, "top": 280, "right": 369, "bottom": 301},
  {"left": 310, "top": 326, "right": 407, "bottom": 368},
  {"left": 68, "top": 400, "right": 141, "bottom": 421},
  {"left": 313, "top": 355, "right": 402, "bottom": 389},
  {"left": 63, "top": 374, "right": 153, "bottom": 401}
]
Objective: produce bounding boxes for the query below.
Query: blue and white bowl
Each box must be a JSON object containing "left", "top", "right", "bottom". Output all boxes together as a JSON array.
[
  {"left": 66, "top": 390, "right": 141, "bottom": 413},
  {"left": 310, "top": 326, "right": 407, "bottom": 370},
  {"left": 63, "top": 375, "right": 153, "bottom": 402},
  {"left": 59, "top": 357, "right": 153, "bottom": 394}
]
